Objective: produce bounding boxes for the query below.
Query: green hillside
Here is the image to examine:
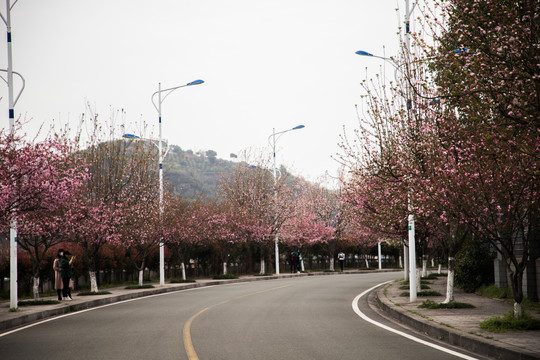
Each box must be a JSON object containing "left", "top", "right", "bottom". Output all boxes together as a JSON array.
[{"left": 163, "top": 145, "right": 237, "bottom": 199}]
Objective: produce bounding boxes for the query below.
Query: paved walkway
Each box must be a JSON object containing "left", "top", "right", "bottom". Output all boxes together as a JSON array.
[
  {"left": 1, "top": 270, "right": 539, "bottom": 359},
  {"left": 375, "top": 274, "right": 540, "bottom": 360}
]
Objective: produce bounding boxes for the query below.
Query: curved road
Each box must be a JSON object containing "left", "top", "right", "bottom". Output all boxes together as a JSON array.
[{"left": 0, "top": 272, "right": 485, "bottom": 360}]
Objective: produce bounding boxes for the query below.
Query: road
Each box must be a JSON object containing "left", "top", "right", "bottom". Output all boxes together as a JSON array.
[{"left": 0, "top": 272, "right": 486, "bottom": 360}]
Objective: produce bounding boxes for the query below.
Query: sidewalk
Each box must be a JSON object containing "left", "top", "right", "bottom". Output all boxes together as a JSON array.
[{"left": 374, "top": 274, "right": 540, "bottom": 360}]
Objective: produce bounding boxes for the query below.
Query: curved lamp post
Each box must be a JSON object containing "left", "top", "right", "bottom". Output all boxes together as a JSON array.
[
  {"left": 151, "top": 79, "right": 204, "bottom": 285},
  {"left": 268, "top": 124, "right": 305, "bottom": 275}
]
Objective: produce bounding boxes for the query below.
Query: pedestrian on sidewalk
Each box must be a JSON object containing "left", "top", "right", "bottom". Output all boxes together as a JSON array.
[
  {"left": 53, "top": 249, "right": 64, "bottom": 301},
  {"left": 60, "top": 251, "right": 75, "bottom": 300},
  {"left": 290, "top": 252, "right": 297, "bottom": 273},
  {"left": 338, "top": 252, "right": 345, "bottom": 272}
]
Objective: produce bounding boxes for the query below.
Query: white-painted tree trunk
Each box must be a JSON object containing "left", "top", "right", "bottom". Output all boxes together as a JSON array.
[
  {"left": 422, "top": 258, "right": 428, "bottom": 277},
  {"left": 438, "top": 264, "right": 442, "bottom": 274},
  {"left": 33, "top": 276, "right": 40, "bottom": 300},
  {"left": 300, "top": 259, "right": 305, "bottom": 272},
  {"left": 365, "top": 257, "right": 369, "bottom": 268},
  {"left": 181, "top": 262, "right": 186, "bottom": 281},
  {"left": 431, "top": 258, "right": 435, "bottom": 267},
  {"left": 89, "top": 270, "right": 99, "bottom": 292},
  {"left": 443, "top": 257, "right": 455, "bottom": 304},
  {"left": 223, "top": 262, "right": 228, "bottom": 275},
  {"left": 138, "top": 269, "right": 144, "bottom": 286},
  {"left": 329, "top": 257, "right": 335, "bottom": 271},
  {"left": 399, "top": 255, "right": 403, "bottom": 268},
  {"left": 259, "top": 253, "right": 266, "bottom": 275},
  {"left": 514, "top": 302, "right": 523, "bottom": 319},
  {"left": 416, "top": 269, "right": 421, "bottom": 293}
]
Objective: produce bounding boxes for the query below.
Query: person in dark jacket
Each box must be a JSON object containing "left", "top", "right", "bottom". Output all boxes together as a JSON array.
[{"left": 60, "top": 251, "right": 75, "bottom": 300}]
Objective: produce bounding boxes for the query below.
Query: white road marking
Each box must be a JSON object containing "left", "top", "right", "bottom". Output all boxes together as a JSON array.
[{"left": 352, "top": 281, "right": 479, "bottom": 360}]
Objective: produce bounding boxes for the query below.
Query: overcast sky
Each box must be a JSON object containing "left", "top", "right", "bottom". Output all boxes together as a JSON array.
[{"left": 2, "top": 0, "right": 405, "bottom": 184}]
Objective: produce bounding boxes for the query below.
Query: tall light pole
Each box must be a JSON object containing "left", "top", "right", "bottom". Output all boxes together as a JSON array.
[
  {"left": 356, "top": 0, "right": 417, "bottom": 302},
  {"left": 268, "top": 124, "right": 305, "bottom": 275},
  {"left": 151, "top": 79, "right": 204, "bottom": 285},
  {"left": 1, "top": 0, "right": 24, "bottom": 310}
]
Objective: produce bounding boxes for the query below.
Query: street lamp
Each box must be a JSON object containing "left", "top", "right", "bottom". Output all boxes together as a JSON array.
[
  {"left": 268, "top": 124, "right": 305, "bottom": 275},
  {"left": 357, "top": 46, "right": 418, "bottom": 301},
  {"left": 1, "top": 0, "right": 24, "bottom": 310},
  {"left": 151, "top": 79, "right": 204, "bottom": 285},
  {"left": 356, "top": 0, "right": 417, "bottom": 302}
]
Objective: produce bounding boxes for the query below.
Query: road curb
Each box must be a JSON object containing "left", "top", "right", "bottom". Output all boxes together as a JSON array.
[{"left": 374, "top": 285, "right": 540, "bottom": 360}]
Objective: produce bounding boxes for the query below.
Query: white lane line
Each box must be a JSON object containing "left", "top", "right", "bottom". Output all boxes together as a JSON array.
[{"left": 352, "top": 281, "right": 479, "bottom": 360}]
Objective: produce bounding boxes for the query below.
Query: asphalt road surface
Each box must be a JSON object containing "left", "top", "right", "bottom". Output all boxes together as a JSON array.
[{"left": 0, "top": 272, "right": 486, "bottom": 360}]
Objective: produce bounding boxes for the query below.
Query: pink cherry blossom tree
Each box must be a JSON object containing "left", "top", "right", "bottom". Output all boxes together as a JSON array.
[{"left": 0, "top": 130, "right": 88, "bottom": 299}]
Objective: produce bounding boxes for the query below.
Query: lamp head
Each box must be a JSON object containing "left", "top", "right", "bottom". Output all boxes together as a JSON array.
[
  {"left": 187, "top": 79, "right": 204, "bottom": 86},
  {"left": 355, "top": 50, "right": 374, "bottom": 57},
  {"left": 122, "top": 133, "right": 140, "bottom": 139},
  {"left": 292, "top": 125, "right": 305, "bottom": 130}
]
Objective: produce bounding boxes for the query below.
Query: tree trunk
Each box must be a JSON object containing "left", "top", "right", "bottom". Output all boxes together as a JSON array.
[
  {"left": 443, "top": 257, "right": 455, "bottom": 304},
  {"left": 422, "top": 257, "right": 428, "bottom": 277},
  {"left": 33, "top": 276, "right": 40, "bottom": 301},
  {"left": 514, "top": 302, "right": 523, "bottom": 319},
  {"left": 137, "top": 258, "right": 146, "bottom": 286},
  {"left": 259, "top": 251, "right": 266, "bottom": 275},
  {"left": 438, "top": 264, "right": 442, "bottom": 274},
  {"left": 510, "top": 268, "right": 525, "bottom": 319},
  {"left": 138, "top": 269, "right": 144, "bottom": 286},
  {"left": 329, "top": 257, "right": 335, "bottom": 272},
  {"left": 89, "top": 270, "right": 99, "bottom": 292},
  {"left": 365, "top": 257, "right": 369, "bottom": 269},
  {"left": 223, "top": 262, "right": 228, "bottom": 275},
  {"left": 181, "top": 262, "right": 186, "bottom": 281}
]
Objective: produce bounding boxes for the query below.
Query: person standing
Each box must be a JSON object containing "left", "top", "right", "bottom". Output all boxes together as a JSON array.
[
  {"left": 60, "top": 251, "right": 75, "bottom": 300},
  {"left": 338, "top": 252, "right": 345, "bottom": 272},
  {"left": 290, "top": 252, "right": 296, "bottom": 273},
  {"left": 53, "top": 249, "right": 64, "bottom": 301}
]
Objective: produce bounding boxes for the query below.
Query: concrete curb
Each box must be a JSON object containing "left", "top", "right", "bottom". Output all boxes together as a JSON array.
[{"left": 374, "top": 285, "right": 540, "bottom": 360}]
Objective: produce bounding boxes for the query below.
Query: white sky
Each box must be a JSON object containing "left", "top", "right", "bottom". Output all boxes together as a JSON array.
[{"left": 1, "top": 0, "right": 405, "bottom": 184}]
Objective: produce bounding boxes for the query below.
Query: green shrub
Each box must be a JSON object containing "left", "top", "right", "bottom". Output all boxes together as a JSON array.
[
  {"left": 419, "top": 299, "right": 475, "bottom": 309},
  {"left": 77, "top": 291, "right": 112, "bottom": 296},
  {"left": 18, "top": 300, "right": 60, "bottom": 306},
  {"left": 400, "top": 290, "right": 442, "bottom": 297},
  {"left": 476, "top": 284, "right": 510, "bottom": 299},
  {"left": 170, "top": 279, "right": 196, "bottom": 283},
  {"left": 422, "top": 273, "right": 446, "bottom": 280},
  {"left": 480, "top": 312, "right": 540, "bottom": 332},
  {"left": 455, "top": 235, "right": 495, "bottom": 292},
  {"left": 125, "top": 285, "right": 155, "bottom": 289},
  {"left": 213, "top": 274, "right": 238, "bottom": 280}
]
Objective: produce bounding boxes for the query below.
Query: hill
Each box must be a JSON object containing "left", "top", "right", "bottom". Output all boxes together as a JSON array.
[{"left": 163, "top": 145, "right": 238, "bottom": 199}]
